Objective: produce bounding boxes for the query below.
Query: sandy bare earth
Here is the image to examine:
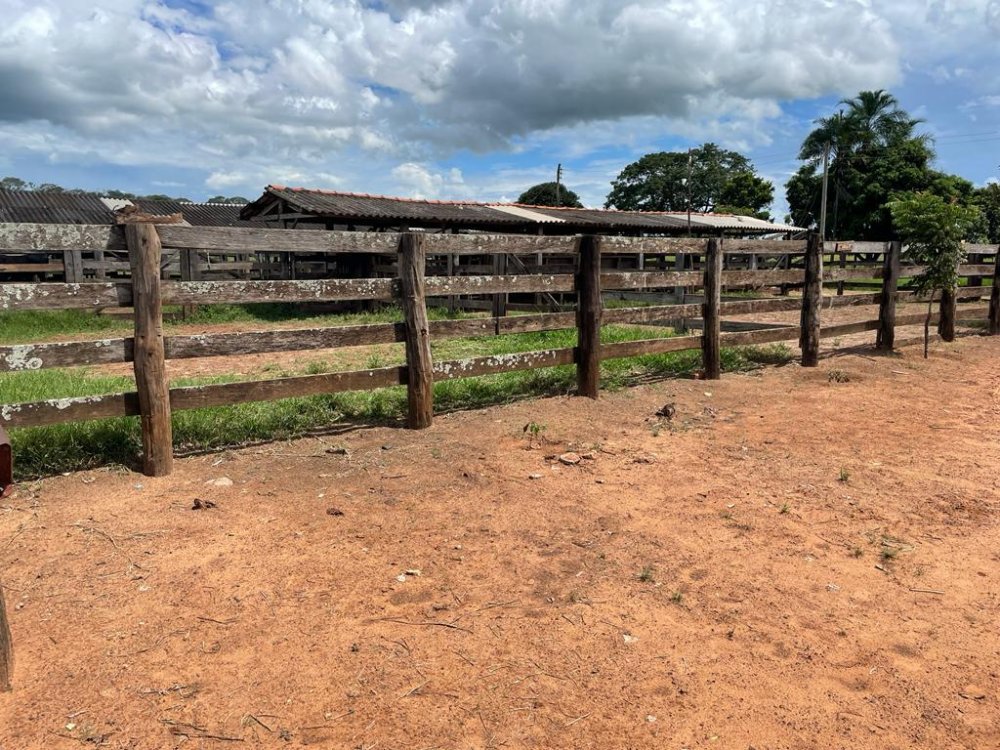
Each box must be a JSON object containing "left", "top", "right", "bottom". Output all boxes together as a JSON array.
[{"left": 1, "top": 334, "right": 999, "bottom": 749}]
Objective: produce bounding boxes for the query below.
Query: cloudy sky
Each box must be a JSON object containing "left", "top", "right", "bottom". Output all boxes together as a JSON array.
[{"left": 0, "top": 0, "right": 998, "bottom": 215}]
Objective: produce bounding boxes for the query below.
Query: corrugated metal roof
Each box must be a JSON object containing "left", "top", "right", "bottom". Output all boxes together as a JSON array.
[
  {"left": 243, "top": 186, "right": 802, "bottom": 234},
  {"left": 132, "top": 199, "right": 251, "bottom": 227},
  {"left": 0, "top": 189, "right": 115, "bottom": 224},
  {"left": 251, "top": 186, "right": 528, "bottom": 227}
]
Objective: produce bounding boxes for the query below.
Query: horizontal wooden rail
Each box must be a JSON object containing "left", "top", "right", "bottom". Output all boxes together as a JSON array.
[{"left": 3, "top": 289, "right": 981, "bottom": 373}]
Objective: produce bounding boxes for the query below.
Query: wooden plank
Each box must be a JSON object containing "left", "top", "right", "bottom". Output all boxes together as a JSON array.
[
  {"left": 576, "top": 236, "right": 602, "bottom": 398},
  {"left": 126, "top": 223, "right": 173, "bottom": 477},
  {"left": 0, "top": 282, "right": 131, "bottom": 310},
  {"left": 169, "top": 367, "right": 405, "bottom": 411},
  {"left": 600, "top": 335, "right": 702, "bottom": 360},
  {"left": 160, "top": 278, "right": 397, "bottom": 305},
  {"left": 0, "top": 392, "right": 136, "bottom": 427},
  {"left": 721, "top": 326, "right": 801, "bottom": 346},
  {"left": 0, "top": 223, "right": 124, "bottom": 252},
  {"left": 434, "top": 348, "right": 575, "bottom": 380},
  {"left": 0, "top": 262, "right": 65, "bottom": 274},
  {"left": 876, "top": 240, "right": 901, "bottom": 350},
  {"left": 62, "top": 248, "right": 83, "bottom": 283},
  {"left": 990, "top": 248, "right": 1000, "bottom": 335},
  {"left": 424, "top": 274, "right": 574, "bottom": 296},
  {"left": 702, "top": 238, "right": 722, "bottom": 379},
  {"left": 799, "top": 233, "right": 822, "bottom": 366},
  {"left": 399, "top": 233, "right": 434, "bottom": 429}
]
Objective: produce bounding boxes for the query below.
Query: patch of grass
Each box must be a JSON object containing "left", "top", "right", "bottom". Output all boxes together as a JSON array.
[
  {"left": 637, "top": 565, "right": 655, "bottom": 583},
  {"left": 828, "top": 369, "right": 851, "bottom": 383},
  {"left": 669, "top": 590, "right": 684, "bottom": 604},
  {"left": 779, "top": 503, "right": 790, "bottom": 515},
  {"left": 839, "top": 467, "right": 850, "bottom": 483},
  {"left": 851, "top": 546, "right": 864, "bottom": 558}
]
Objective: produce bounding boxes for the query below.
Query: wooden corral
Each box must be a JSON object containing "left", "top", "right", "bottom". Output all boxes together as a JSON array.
[{"left": 1, "top": 222, "right": 997, "bottom": 476}]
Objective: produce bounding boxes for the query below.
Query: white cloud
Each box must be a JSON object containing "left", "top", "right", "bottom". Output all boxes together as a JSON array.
[{"left": 0, "top": 0, "right": 995, "bottom": 201}]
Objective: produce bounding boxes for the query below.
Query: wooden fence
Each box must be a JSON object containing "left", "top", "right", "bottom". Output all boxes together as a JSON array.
[{"left": 1, "top": 220, "right": 997, "bottom": 477}]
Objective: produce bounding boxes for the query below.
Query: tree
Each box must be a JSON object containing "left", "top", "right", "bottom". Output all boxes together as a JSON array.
[
  {"left": 973, "top": 183, "right": 1000, "bottom": 243},
  {"left": 0, "top": 177, "right": 29, "bottom": 191},
  {"left": 788, "top": 90, "right": 982, "bottom": 240},
  {"left": 889, "top": 192, "right": 980, "bottom": 355},
  {"left": 716, "top": 172, "right": 774, "bottom": 220},
  {"left": 605, "top": 143, "right": 773, "bottom": 217},
  {"left": 516, "top": 182, "right": 582, "bottom": 208},
  {"left": 206, "top": 195, "right": 251, "bottom": 204}
]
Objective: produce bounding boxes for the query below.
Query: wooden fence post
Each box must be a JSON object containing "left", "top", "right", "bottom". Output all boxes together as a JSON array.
[
  {"left": 799, "top": 232, "right": 822, "bottom": 366},
  {"left": 0, "top": 582, "right": 11, "bottom": 692},
  {"left": 179, "top": 249, "right": 200, "bottom": 319},
  {"left": 989, "top": 246, "right": 1000, "bottom": 335},
  {"left": 399, "top": 232, "right": 433, "bottom": 428},
  {"left": 576, "top": 235, "right": 602, "bottom": 398},
  {"left": 702, "top": 238, "right": 722, "bottom": 379},
  {"left": 125, "top": 222, "right": 174, "bottom": 476},
  {"left": 876, "top": 240, "right": 901, "bottom": 351}
]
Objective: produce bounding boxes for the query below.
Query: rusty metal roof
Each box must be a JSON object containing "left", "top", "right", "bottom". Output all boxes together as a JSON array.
[
  {"left": 249, "top": 186, "right": 529, "bottom": 228},
  {"left": 243, "top": 185, "right": 801, "bottom": 234},
  {"left": 0, "top": 189, "right": 115, "bottom": 224},
  {"left": 132, "top": 199, "right": 251, "bottom": 227}
]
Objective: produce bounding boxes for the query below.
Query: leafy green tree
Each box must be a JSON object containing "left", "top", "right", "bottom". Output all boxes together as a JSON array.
[
  {"left": 789, "top": 90, "right": 983, "bottom": 240},
  {"left": 717, "top": 172, "right": 774, "bottom": 220},
  {"left": 605, "top": 143, "right": 773, "bottom": 216},
  {"left": 889, "top": 192, "right": 980, "bottom": 354},
  {"left": 0, "top": 177, "right": 29, "bottom": 191},
  {"left": 516, "top": 182, "right": 582, "bottom": 208},
  {"left": 973, "top": 183, "right": 1000, "bottom": 243}
]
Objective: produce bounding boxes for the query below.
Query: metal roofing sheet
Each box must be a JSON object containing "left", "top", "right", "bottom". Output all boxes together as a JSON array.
[
  {"left": 132, "top": 199, "right": 250, "bottom": 227},
  {"left": 245, "top": 186, "right": 802, "bottom": 233},
  {"left": 0, "top": 189, "right": 115, "bottom": 225},
  {"left": 260, "top": 186, "right": 527, "bottom": 226}
]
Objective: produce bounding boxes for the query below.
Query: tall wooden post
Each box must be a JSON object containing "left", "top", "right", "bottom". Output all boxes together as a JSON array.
[
  {"left": 989, "top": 247, "right": 1000, "bottom": 335},
  {"left": 702, "top": 238, "right": 722, "bottom": 379},
  {"left": 576, "top": 235, "right": 602, "bottom": 398},
  {"left": 876, "top": 240, "right": 901, "bottom": 351},
  {"left": 179, "top": 249, "right": 200, "bottom": 319},
  {"left": 799, "top": 232, "right": 822, "bottom": 367},
  {"left": 0, "top": 582, "right": 11, "bottom": 692},
  {"left": 62, "top": 248, "right": 83, "bottom": 283},
  {"left": 399, "top": 233, "right": 433, "bottom": 429},
  {"left": 836, "top": 243, "right": 846, "bottom": 296},
  {"left": 938, "top": 286, "right": 957, "bottom": 342},
  {"left": 125, "top": 222, "right": 174, "bottom": 476}
]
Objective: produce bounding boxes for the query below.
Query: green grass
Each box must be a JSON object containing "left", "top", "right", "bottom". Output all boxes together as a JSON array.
[{"left": 3, "top": 308, "right": 793, "bottom": 479}]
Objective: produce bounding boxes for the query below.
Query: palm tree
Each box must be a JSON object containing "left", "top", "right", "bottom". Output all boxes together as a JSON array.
[
  {"left": 798, "top": 90, "right": 930, "bottom": 238},
  {"left": 840, "top": 89, "right": 922, "bottom": 150}
]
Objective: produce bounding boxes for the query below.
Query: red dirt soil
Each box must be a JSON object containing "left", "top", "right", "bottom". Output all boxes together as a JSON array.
[{"left": 1, "top": 335, "right": 999, "bottom": 749}]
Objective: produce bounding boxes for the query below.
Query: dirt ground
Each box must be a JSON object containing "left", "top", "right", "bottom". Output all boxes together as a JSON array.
[{"left": 2, "top": 334, "right": 999, "bottom": 749}]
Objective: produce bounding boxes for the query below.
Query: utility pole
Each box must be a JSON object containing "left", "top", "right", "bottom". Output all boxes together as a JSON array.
[
  {"left": 818, "top": 142, "right": 830, "bottom": 244},
  {"left": 686, "top": 148, "right": 693, "bottom": 237},
  {"left": 555, "top": 163, "right": 563, "bottom": 206}
]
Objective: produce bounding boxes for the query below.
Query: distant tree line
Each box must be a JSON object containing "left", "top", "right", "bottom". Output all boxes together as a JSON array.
[{"left": 0, "top": 177, "right": 248, "bottom": 204}]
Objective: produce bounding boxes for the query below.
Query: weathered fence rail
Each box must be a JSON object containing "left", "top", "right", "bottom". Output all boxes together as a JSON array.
[{"left": 1, "top": 224, "right": 997, "bottom": 478}]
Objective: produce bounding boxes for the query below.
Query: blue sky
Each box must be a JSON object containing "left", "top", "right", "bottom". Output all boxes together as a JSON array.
[{"left": 0, "top": 0, "right": 997, "bottom": 219}]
